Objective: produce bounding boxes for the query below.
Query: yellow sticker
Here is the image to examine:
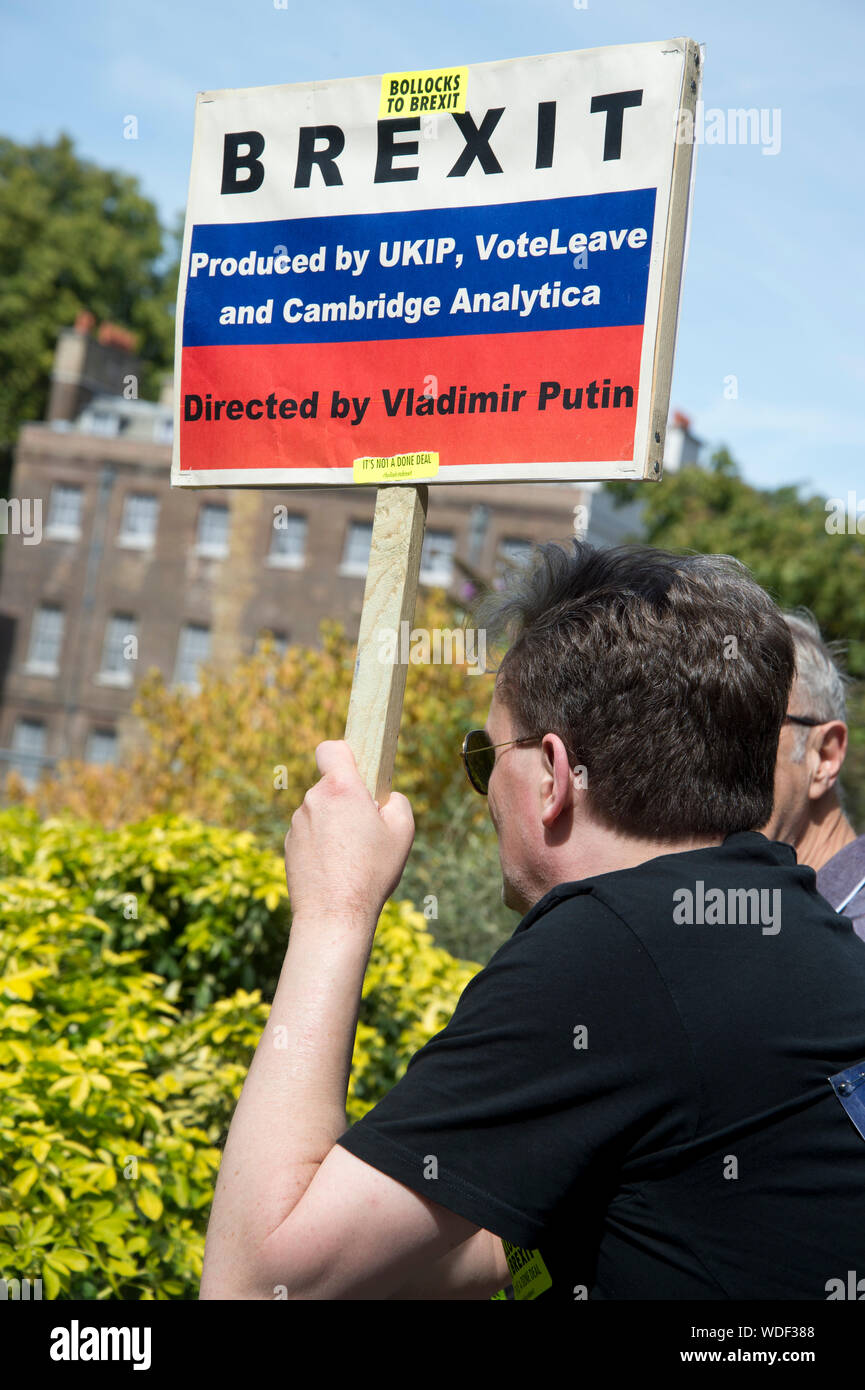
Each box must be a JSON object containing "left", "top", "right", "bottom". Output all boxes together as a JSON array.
[
  {"left": 502, "top": 1241, "right": 553, "bottom": 1300},
  {"left": 353, "top": 451, "right": 439, "bottom": 483},
  {"left": 379, "top": 67, "right": 468, "bottom": 119}
]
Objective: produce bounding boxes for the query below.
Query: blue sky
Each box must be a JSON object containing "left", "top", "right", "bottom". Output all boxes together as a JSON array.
[{"left": 1, "top": 0, "right": 862, "bottom": 499}]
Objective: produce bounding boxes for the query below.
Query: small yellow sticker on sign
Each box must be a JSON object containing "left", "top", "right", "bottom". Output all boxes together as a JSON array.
[
  {"left": 353, "top": 451, "right": 440, "bottom": 484},
  {"left": 378, "top": 67, "right": 468, "bottom": 119},
  {"left": 502, "top": 1241, "right": 553, "bottom": 1300}
]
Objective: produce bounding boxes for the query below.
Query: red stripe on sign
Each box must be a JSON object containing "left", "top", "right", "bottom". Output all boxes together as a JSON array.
[{"left": 178, "top": 325, "right": 644, "bottom": 472}]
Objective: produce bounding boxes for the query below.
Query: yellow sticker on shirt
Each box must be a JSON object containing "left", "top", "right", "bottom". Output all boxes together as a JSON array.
[{"left": 503, "top": 1241, "right": 553, "bottom": 1300}]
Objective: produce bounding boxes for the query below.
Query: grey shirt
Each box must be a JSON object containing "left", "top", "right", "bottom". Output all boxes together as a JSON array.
[{"left": 816, "top": 833, "right": 865, "bottom": 943}]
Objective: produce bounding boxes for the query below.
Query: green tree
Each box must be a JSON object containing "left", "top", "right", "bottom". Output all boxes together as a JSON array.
[{"left": 0, "top": 134, "right": 178, "bottom": 485}]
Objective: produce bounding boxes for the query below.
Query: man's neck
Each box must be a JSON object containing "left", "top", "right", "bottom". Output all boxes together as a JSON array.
[
  {"left": 541, "top": 829, "right": 727, "bottom": 894},
  {"left": 795, "top": 800, "right": 858, "bottom": 874}
]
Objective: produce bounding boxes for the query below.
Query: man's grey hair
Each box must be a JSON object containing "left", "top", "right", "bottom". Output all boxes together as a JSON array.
[{"left": 784, "top": 609, "right": 851, "bottom": 763}]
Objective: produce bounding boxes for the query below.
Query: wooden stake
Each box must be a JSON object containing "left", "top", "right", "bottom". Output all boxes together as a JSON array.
[{"left": 344, "top": 484, "right": 428, "bottom": 803}]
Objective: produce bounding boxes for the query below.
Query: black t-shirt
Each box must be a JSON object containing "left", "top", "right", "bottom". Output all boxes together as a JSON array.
[{"left": 336, "top": 832, "right": 865, "bottom": 1299}]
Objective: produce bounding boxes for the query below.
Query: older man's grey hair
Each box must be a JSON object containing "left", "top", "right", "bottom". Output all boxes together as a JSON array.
[{"left": 784, "top": 609, "right": 851, "bottom": 764}]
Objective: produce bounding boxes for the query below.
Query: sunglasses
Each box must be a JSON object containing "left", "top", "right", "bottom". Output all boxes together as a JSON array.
[
  {"left": 462, "top": 714, "right": 825, "bottom": 796},
  {"left": 461, "top": 729, "right": 542, "bottom": 796}
]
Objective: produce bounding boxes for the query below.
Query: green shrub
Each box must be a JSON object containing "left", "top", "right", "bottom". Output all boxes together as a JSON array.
[
  {"left": 0, "top": 809, "right": 482, "bottom": 1298},
  {"left": 0, "top": 809, "right": 290, "bottom": 1011},
  {"left": 399, "top": 789, "right": 518, "bottom": 964}
]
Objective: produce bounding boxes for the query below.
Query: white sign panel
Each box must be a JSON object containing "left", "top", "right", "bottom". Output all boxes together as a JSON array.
[{"left": 172, "top": 38, "right": 701, "bottom": 488}]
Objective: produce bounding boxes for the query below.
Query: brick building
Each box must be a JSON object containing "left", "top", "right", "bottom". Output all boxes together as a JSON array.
[{"left": 0, "top": 321, "right": 618, "bottom": 783}]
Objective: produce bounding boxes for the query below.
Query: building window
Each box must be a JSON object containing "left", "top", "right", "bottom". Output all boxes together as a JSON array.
[
  {"left": 86, "top": 728, "right": 118, "bottom": 765},
  {"left": 256, "top": 629, "right": 289, "bottom": 656},
  {"left": 84, "top": 408, "right": 121, "bottom": 438},
  {"left": 195, "top": 504, "right": 230, "bottom": 558},
  {"left": 118, "top": 493, "right": 159, "bottom": 548},
  {"left": 25, "top": 605, "right": 64, "bottom": 675},
  {"left": 46, "top": 483, "right": 83, "bottom": 540},
  {"left": 82, "top": 405, "right": 120, "bottom": 433},
  {"left": 153, "top": 414, "right": 173, "bottom": 445},
  {"left": 267, "top": 512, "right": 307, "bottom": 568},
  {"left": 96, "top": 613, "right": 138, "bottom": 686},
  {"left": 174, "top": 624, "right": 211, "bottom": 689},
  {"left": 497, "top": 537, "right": 534, "bottom": 573},
  {"left": 9, "top": 718, "right": 47, "bottom": 788},
  {"left": 340, "top": 521, "right": 373, "bottom": 576},
  {"left": 419, "top": 530, "right": 456, "bottom": 586}
]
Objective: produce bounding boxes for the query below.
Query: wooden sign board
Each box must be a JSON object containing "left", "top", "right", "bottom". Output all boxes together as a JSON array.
[{"left": 171, "top": 38, "right": 701, "bottom": 489}]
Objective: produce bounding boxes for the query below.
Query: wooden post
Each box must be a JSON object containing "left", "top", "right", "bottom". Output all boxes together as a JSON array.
[{"left": 344, "top": 484, "right": 428, "bottom": 803}]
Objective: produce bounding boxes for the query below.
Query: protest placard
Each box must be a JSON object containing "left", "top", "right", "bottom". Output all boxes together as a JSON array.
[{"left": 172, "top": 39, "right": 701, "bottom": 488}]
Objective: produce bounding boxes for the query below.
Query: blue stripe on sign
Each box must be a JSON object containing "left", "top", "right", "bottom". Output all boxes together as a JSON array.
[
  {"left": 182, "top": 189, "right": 656, "bottom": 347},
  {"left": 829, "top": 1059, "right": 865, "bottom": 1143}
]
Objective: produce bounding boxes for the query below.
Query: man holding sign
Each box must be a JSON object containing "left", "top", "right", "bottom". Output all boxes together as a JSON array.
[{"left": 200, "top": 543, "right": 865, "bottom": 1300}]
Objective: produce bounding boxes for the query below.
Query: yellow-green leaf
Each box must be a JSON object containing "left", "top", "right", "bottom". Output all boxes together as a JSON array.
[
  {"left": 69, "top": 1076, "right": 90, "bottom": 1109},
  {"left": 137, "top": 1189, "right": 163, "bottom": 1221},
  {"left": 11, "top": 1166, "right": 39, "bottom": 1197},
  {"left": 53, "top": 1249, "right": 89, "bottom": 1272},
  {"left": 47, "top": 1075, "right": 77, "bottom": 1095}
]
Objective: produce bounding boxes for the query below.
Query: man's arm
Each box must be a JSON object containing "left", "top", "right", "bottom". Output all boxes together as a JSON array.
[
  {"left": 249, "top": 1144, "right": 511, "bottom": 1300},
  {"left": 200, "top": 740, "right": 506, "bottom": 1301},
  {"left": 199, "top": 911, "right": 379, "bottom": 1299},
  {"left": 387, "top": 1228, "right": 512, "bottom": 1300}
]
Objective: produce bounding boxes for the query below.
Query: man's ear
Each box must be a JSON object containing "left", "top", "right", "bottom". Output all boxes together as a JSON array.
[
  {"left": 540, "top": 733, "right": 573, "bottom": 827},
  {"left": 808, "top": 720, "right": 848, "bottom": 799}
]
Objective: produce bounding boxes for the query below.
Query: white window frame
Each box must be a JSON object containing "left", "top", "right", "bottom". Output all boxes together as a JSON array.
[
  {"left": 9, "top": 719, "right": 47, "bottom": 788},
  {"left": 45, "top": 483, "right": 83, "bottom": 540},
  {"left": 419, "top": 530, "right": 456, "bottom": 586},
  {"left": 266, "top": 513, "right": 307, "bottom": 569},
  {"left": 85, "top": 727, "right": 118, "bottom": 766},
  {"left": 339, "top": 520, "right": 374, "bottom": 577},
  {"left": 24, "top": 605, "right": 64, "bottom": 676},
  {"left": 117, "top": 493, "right": 159, "bottom": 550},
  {"left": 86, "top": 410, "right": 121, "bottom": 438},
  {"left": 195, "top": 504, "right": 230, "bottom": 558},
  {"left": 174, "top": 624, "right": 211, "bottom": 691},
  {"left": 95, "top": 613, "right": 137, "bottom": 687}
]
